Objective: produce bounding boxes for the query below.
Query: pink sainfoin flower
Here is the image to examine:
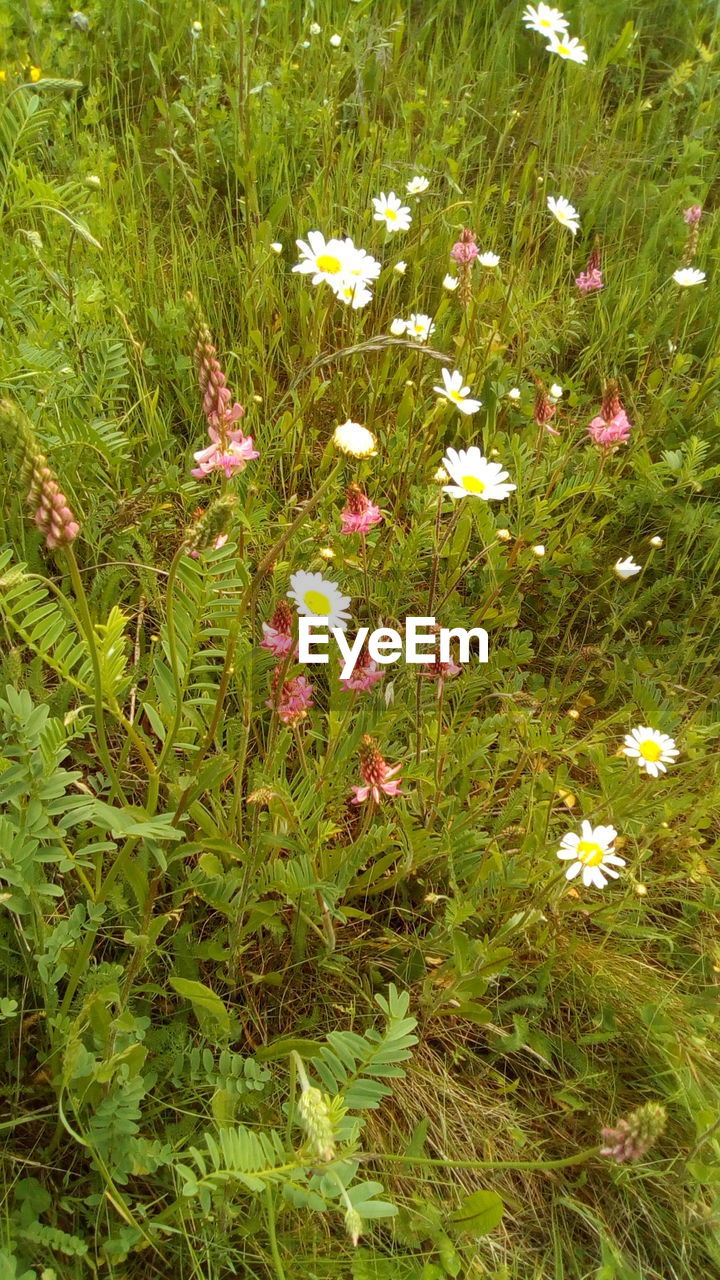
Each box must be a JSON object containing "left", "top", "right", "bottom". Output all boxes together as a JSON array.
[
  {"left": 340, "top": 484, "right": 383, "bottom": 535},
  {"left": 8, "top": 401, "right": 81, "bottom": 550},
  {"left": 682, "top": 206, "right": 702, "bottom": 264},
  {"left": 351, "top": 735, "right": 403, "bottom": 804},
  {"left": 576, "top": 240, "right": 603, "bottom": 294},
  {"left": 267, "top": 668, "right": 314, "bottom": 726},
  {"left": 683, "top": 205, "right": 702, "bottom": 226},
  {"left": 533, "top": 383, "right": 560, "bottom": 436},
  {"left": 600, "top": 1102, "right": 667, "bottom": 1164},
  {"left": 340, "top": 647, "right": 385, "bottom": 693},
  {"left": 450, "top": 228, "right": 479, "bottom": 308},
  {"left": 187, "top": 293, "right": 258, "bottom": 479},
  {"left": 189, "top": 533, "right": 228, "bottom": 560},
  {"left": 588, "top": 380, "right": 632, "bottom": 449},
  {"left": 261, "top": 600, "right": 296, "bottom": 658}
]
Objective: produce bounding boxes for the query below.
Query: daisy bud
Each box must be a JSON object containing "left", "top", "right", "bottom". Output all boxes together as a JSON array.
[
  {"left": 635, "top": 882, "right": 648, "bottom": 896},
  {"left": 649, "top": 535, "right": 663, "bottom": 548},
  {"left": 319, "top": 546, "right": 335, "bottom": 560},
  {"left": 496, "top": 528, "right": 512, "bottom": 541},
  {"left": 567, "top": 709, "right": 580, "bottom": 720},
  {"left": 532, "top": 544, "right": 545, "bottom": 557},
  {"left": 332, "top": 420, "right": 377, "bottom": 458},
  {"left": 600, "top": 1102, "right": 667, "bottom": 1163},
  {"left": 433, "top": 466, "right": 450, "bottom": 484},
  {"left": 344, "top": 1208, "right": 363, "bottom": 1248},
  {"left": 297, "top": 1085, "right": 336, "bottom": 1162}
]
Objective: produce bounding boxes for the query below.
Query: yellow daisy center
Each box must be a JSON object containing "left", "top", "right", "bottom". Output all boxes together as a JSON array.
[
  {"left": 316, "top": 254, "right": 342, "bottom": 274},
  {"left": 462, "top": 475, "right": 486, "bottom": 494},
  {"left": 304, "top": 589, "right": 331, "bottom": 614},
  {"left": 556, "top": 43, "right": 570, "bottom": 54},
  {"left": 385, "top": 209, "right": 397, "bottom": 221},
  {"left": 576, "top": 840, "right": 605, "bottom": 867},
  {"left": 450, "top": 389, "right": 464, "bottom": 402},
  {"left": 639, "top": 739, "right": 662, "bottom": 762}
]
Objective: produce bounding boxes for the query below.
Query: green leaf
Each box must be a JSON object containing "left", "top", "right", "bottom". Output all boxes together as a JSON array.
[
  {"left": 450, "top": 1188, "right": 504, "bottom": 1235},
  {"left": 170, "top": 978, "right": 230, "bottom": 1033}
]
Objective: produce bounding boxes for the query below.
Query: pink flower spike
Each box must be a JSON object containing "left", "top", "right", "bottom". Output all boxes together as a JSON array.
[
  {"left": 351, "top": 735, "right": 403, "bottom": 804},
  {"left": 450, "top": 228, "right": 479, "bottom": 263},
  {"left": 267, "top": 669, "right": 314, "bottom": 726},
  {"left": 261, "top": 600, "right": 297, "bottom": 658},
  {"left": 683, "top": 205, "right": 702, "bottom": 225},
  {"left": 576, "top": 267, "right": 604, "bottom": 293},
  {"left": 340, "top": 647, "right": 385, "bottom": 692},
  {"left": 588, "top": 410, "right": 631, "bottom": 447},
  {"left": 339, "top": 483, "right": 383, "bottom": 536}
]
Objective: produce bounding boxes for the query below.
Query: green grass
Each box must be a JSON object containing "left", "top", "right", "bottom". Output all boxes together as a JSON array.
[{"left": 1, "top": 1, "right": 719, "bottom": 1277}]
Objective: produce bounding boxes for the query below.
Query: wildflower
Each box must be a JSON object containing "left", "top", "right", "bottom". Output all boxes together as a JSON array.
[
  {"left": 191, "top": 20, "right": 202, "bottom": 36},
  {"left": 406, "top": 175, "right": 430, "bottom": 195},
  {"left": 614, "top": 556, "right": 641, "bottom": 580},
  {"left": 261, "top": 599, "right": 296, "bottom": 658},
  {"left": 546, "top": 34, "right": 588, "bottom": 63},
  {"left": 556, "top": 820, "right": 625, "bottom": 889},
  {"left": 522, "top": 3, "right": 569, "bottom": 37},
  {"left": 588, "top": 380, "right": 632, "bottom": 449},
  {"left": 547, "top": 195, "right": 580, "bottom": 235},
  {"left": 478, "top": 251, "right": 500, "bottom": 267},
  {"left": 372, "top": 191, "right": 412, "bottom": 233},
  {"left": 270, "top": 241, "right": 283, "bottom": 252},
  {"left": 288, "top": 570, "right": 352, "bottom": 630},
  {"left": 600, "top": 1103, "right": 667, "bottom": 1163},
  {"left": 11, "top": 407, "right": 80, "bottom": 550},
  {"left": 341, "top": 241, "right": 382, "bottom": 285},
  {"left": 406, "top": 313, "right": 435, "bottom": 342},
  {"left": 319, "top": 546, "right": 335, "bottom": 560},
  {"left": 85, "top": 174, "right": 101, "bottom": 189},
  {"left": 442, "top": 446, "right": 516, "bottom": 502},
  {"left": 450, "top": 228, "right": 479, "bottom": 263},
  {"left": 549, "top": 383, "right": 563, "bottom": 399},
  {"left": 293, "top": 231, "right": 355, "bottom": 288},
  {"left": 533, "top": 384, "right": 558, "bottom": 434},
  {"left": 532, "top": 544, "right": 546, "bottom": 556},
  {"left": 623, "top": 727, "right": 679, "bottom": 777},
  {"left": 329, "top": 34, "right": 342, "bottom": 48},
  {"left": 340, "top": 647, "right": 385, "bottom": 692},
  {"left": 296, "top": 1084, "right": 335, "bottom": 1160},
  {"left": 649, "top": 535, "right": 663, "bottom": 548},
  {"left": 434, "top": 368, "right": 482, "bottom": 416},
  {"left": 333, "top": 420, "right": 377, "bottom": 457},
  {"left": 29, "top": 66, "right": 42, "bottom": 82},
  {"left": 433, "top": 466, "right": 449, "bottom": 483},
  {"left": 394, "top": 260, "right": 407, "bottom": 274},
  {"left": 443, "top": 273, "right": 458, "bottom": 291},
  {"left": 340, "top": 484, "right": 383, "bottom": 535},
  {"left": 309, "top": 22, "right": 321, "bottom": 35},
  {"left": 184, "top": 495, "right": 236, "bottom": 556},
  {"left": 421, "top": 634, "right": 461, "bottom": 690},
  {"left": 267, "top": 670, "right": 315, "bottom": 726},
  {"left": 189, "top": 533, "right": 227, "bottom": 559},
  {"left": 673, "top": 267, "right": 705, "bottom": 287},
  {"left": 187, "top": 294, "right": 258, "bottom": 479},
  {"left": 390, "top": 318, "right": 408, "bottom": 336},
  {"left": 496, "top": 528, "right": 512, "bottom": 541},
  {"left": 351, "top": 735, "right": 403, "bottom": 804},
  {"left": 683, "top": 205, "right": 702, "bottom": 225},
  {"left": 335, "top": 280, "right": 373, "bottom": 309},
  {"left": 576, "top": 241, "right": 603, "bottom": 293}
]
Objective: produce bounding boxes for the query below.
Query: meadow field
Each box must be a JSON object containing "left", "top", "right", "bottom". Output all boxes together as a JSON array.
[{"left": 1, "top": 1, "right": 720, "bottom": 1276}]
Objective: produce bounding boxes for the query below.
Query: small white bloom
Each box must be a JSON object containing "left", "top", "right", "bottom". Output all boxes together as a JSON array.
[
  {"left": 550, "top": 383, "right": 563, "bottom": 399},
  {"left": 546, "top": 34, "right": 588, "bottom": 64},
  {"left": 309, "top": 22, "right": 321, "bottom": 35},
  {"left": 334, "top": 280, "right": 373, "bottom": 309},
  {"left": 372, "top": 191, "right": 412, "bottom": 233},
  {"left": 522, "top": 3, "right": 569, "bottom": 37},
  {"left": 673, "top": 267, "right": 706, "bottom": 287},
  {"left": 332, "top": 420, "right": 377, "bottom": 458},
  {"left": 623, "top": 726, "right": 679, "bottom": 778},
  {"left": 406, "top": 175, "right": 430, "bottom": 195},
  {"left": 547, "top": 194, "right": 580, "bottom": 235},
  {"left": 557, "top": 820, "right": 625, "bottom": 890},
  {"left": 301, "top": 39, "right": 310, "bottom": 47},
  {"left": 442, "top": 273, "right": 459, "bottom": 291},
  {"left": 507, "top": 387, "right": 521, "bottom": 400},
  {"left": 85, "top": 174, "right": 101, "bottom": 189},
  {"left": 496, "top": 528, "right": 512, "bottom": 541},
  {"left": 191, "top": 19, "right": 202, "bottom": 36},
  {"left": 270, "top": 241, "right": 283, "bottom": 253},
  {"left": 442, "top": 446, "right": 516, "bottom": 502},
  {"left": 532, "top": 544, "right": 546, "bottom": 556},
  {"left": 478, "top": 251, "right": 500, "bottom": 267},
  {"left": 293, "top": 231, "right": 354, "bottom": 287},
  {"left": 390, "top": 317, "right": 408, "bottom": 336},
  {"left": 394, "top": 260, "right": 407, "bottom": 274},
  {"left": 649, "top": 535, "right": 663, "bottom": 548},
  {"left": 406, "top": 313, "right": 435, "bottom": 343},
  {"left": 614, "top": 556, "right": 642, "bottom": 580},
  {"left": 329, "top": 33, "right": 342, "bottom": 47},
  {"left": 288, "top": 571, "right": 351, "bottom": 631},
  {"left": 433, "top": 368, "right": 482, "bottom": 416}
]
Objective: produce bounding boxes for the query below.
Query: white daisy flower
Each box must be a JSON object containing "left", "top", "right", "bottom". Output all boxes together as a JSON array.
[
  {"left": 557, "top": 820, "right": 625, "bottom": 890},
  {"left": 547, "top": 195, "right": 580, "bottom": 235},
  {"left": 372, "top": 191, "right": 412, "bottom": 233},
  {"left": 546, "top": 34, "right": 588, "bottom": 64},
  {"left": 614, "top": 556, "right": 641, "bottom": 580},
  {"left": 507, "top": 387, "right": 521, "bottom": 400},
  {"left": 394, "top": 260, "right": 407, "bottom": 274},
  {"left": 332, "top": 420, "right": 377, "bottom": 458},
  {"left": 623, "top": 727, "right": 679, "bottom": 778},
  {"left": 442, "top": 446, "right": 516, "bottom": 502},
  {"left": 293, "top": 232, "right": 355, "bottom": 287},
  {"left": 406, "top": 175, "right": 430, "bottom": 195},
  {"left": 478, "top": 251, "right": 500, "bottom": 267},
  {"left": 442, "top": 273, "right": 459, "bottom": 291},
  {"left": 673, "top": 267, "right": 706, "bottom": 287},
  {"left": 390, "top": 318, "right": 407, "bottom": 335},
  {"left": 522, "top": 3, "right": 569, "bottom": 37},
  {"left": 340, "top": 241, "right": 382, "bottom": 284},
  {"left": 433, "top": 368, "right": 482, "bottom": 415},
  {"left": 406, "top": 313, "right": 435, "bottom": 342},
  {"left": 334, "top": 280, "right": 373, "bottom": 309},
  {"left": 270, "top": 241, "right": 283, "bottom": 253},
  {"left": 288, "top": 571, "right": 351, "bottom": 630},
  {"left": 329, "top": 33, "right": 342, "bottom": 47}
]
